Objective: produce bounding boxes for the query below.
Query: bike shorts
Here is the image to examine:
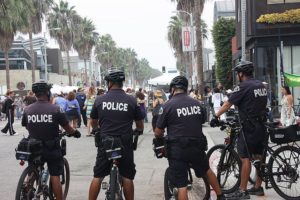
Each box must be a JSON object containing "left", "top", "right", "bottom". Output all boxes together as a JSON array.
[
  {"left": 237, "top": 121, "right": 266, "bottom": 158},
  {"left": 93, "top": 144, "right": 136, "bottom": 180},
  {"left": 168, "top": 146, "right": 209, "bottom": 188},
  {"left": 42, "top": 148, "right": 64, "bottom": 176}
]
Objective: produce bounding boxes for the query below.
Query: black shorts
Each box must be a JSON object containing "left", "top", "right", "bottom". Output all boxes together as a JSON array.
[
  {"left": 93, "top": 141, "right": 136, "bottom": 180},
  {"left": 42, "top": 148, "right": 64, "bottom": 176},
  {"left": 168, "top": 145, "right": 209, "bottom": 188},
  {"left": 237, "top": 121, "right": 266, "bottom": 158}
]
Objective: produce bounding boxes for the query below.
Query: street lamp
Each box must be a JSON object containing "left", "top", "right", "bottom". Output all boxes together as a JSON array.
[
  {"left": 172, "top": 10, "right": 195, "bottom": 87},
  {"left": 44, "top": 27, "right": 61, "bottom": 81}
]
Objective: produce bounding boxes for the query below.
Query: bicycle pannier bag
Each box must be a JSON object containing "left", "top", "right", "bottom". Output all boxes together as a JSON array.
[
  {"left": 15, "top": 138, "right": 43, "bottom": 161},
  {"left": 270, "top": 124, "right": 300, "bottom": 144}
]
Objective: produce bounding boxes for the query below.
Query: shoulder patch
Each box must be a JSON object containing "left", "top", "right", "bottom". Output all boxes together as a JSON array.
[
  {"left": 158, "top": 107, "right": 164, "bottom": 115},
  {"left": 233, "top": 86, "right": 240, "bottom": 93}
]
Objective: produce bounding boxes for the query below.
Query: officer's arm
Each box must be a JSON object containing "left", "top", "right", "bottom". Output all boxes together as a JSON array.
[
  {"left": 91, "top": 119, "right": 99, "bottom": 129},
  {"left": 135, "top": 120, "right": 144, "bottom": 131},
  {"left": 215, "top": 101, "right": 232, "bottom": 118},
  {"left": 154, "top": 127, "right": 164, "bottom": 138}
]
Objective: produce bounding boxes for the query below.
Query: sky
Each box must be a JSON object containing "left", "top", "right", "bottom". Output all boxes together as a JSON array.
[{"left": 48, "top": 0, "right": 215, "bottom": 70}]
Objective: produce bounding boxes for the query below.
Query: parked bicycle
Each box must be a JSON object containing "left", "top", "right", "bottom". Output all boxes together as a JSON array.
[
  {"left": 100, "top": 130, "right": 143, "bottom": 200},
  {"left": 15, "top": 133, "right": 70, "bottom": 200},
  {"left": 153, "top": 137, "right": 211, "bottom": 200},
  {"left": 209, "top": 119, "right": 300, "bottom": 199}
]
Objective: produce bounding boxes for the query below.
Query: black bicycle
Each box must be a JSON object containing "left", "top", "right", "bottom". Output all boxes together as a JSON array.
[
  {"left": 15, "top": 133, "right": 70, "bottom": 200},
  {"left": 101, "top": 130, "right": 142, "bottom": 200},
  {"left": 153, "top": 137, "right": 211, "bottom": 200},
  {"left": 210, "top": 120, "right": 300, "bottom": 199}
]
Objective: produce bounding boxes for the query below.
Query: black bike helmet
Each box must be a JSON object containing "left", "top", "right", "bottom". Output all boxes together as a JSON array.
[
  {"left": 104, "top": 68, "right": 125, "bottom": 83},
  {"left": 32, "top": 80, "right": 52, "bottom": 94},
  {"left": 232, "top": 61, "right": 254, "bottom": 75},
  {"left": 169, "top": 75, "right": 188, "bottom": 92}
]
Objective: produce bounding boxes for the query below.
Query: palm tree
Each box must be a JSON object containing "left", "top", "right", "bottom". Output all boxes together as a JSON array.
[
  {"left": 47, "top": 0, "right": 80, "bottom": 86},
  {"left": 95, "top": 34, "right": 117, "bottom": 71},
  {"left": 74, "top": 17, "right": 98, "bottom": 85},
  {"left": 0, "top": 0, "right": 34, "bottom": 89},
  {"left": 23, "top": 0, "right": 53, "bottom": 83}
]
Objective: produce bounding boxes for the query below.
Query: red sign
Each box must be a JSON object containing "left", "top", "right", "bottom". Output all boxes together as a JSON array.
[{"left": 184, "top": 31, "right": 190, "bottom": 46}]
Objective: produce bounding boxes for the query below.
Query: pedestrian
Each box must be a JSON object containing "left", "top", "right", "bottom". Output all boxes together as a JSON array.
[
  {"left": 23, "top": 90, "right": 36, "bottom": 106},
  {"left": 53, "top": 92, "right": 67, "bottom": 112},
  {"left": 152, "top": 90, "right": 165, "bottom": 132},
  {"left": 211, "top": 87, "right": 226, "bottom": 120},
  {"left": 136, "top": 91, "right": 146, "bottom": 119},
  {"left": 88, "top": 68, "right": 144, "bottom": 200},
  {"left": 154, "top": 76, "right": 225, "bottom": 200},
  {"left": 76, "top": 88, "right": 87, "bottom": 128},
  {"left": 65, "top": 91, "right": 80, "bottom": 129},
  {"left": 143, "top": 89, "right": 149, "bottom": 123},
  {"left": 1, "top": 90, "right": 16, "bottom": 135},
  {"left": 84, "top": 86, "right": 96, "bottom": 136},
  {"left": 211, "top": 61, "right": 268, "bottom": 199},
  {"left": 280, "top": 86, "right": 296, "bottom": 127}
]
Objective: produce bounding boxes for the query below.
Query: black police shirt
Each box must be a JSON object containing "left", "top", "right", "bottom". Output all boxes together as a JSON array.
[
  {"left": 90, "top": 89, "right": 143, "bottom": 136},
  {"left": 229, "top": 78, "right": 267, "bottom": 119},
  {"left": 22, "top": 100, "right": 69, "bottom": 141},
  {"left": 156, "top": 93, "right": 206, "bottom": 139}
]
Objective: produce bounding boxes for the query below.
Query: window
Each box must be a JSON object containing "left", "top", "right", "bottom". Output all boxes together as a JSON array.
[{"left": 268, "top": 0, "right": 300, "bottom": 3}]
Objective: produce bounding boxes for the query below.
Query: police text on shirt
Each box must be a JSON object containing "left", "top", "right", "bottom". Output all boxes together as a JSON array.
[
  {"left": 177, "top": 106, "right": 202, "bottom": 117},
  {"left": 28, "top": 114, "right": 53, "bottom": 123},
  {"left": 102, "top": 102, "right": 128, "bottom": 111},
  {"left": 254, "top": 88, "right": 267, "bottom": 98}
]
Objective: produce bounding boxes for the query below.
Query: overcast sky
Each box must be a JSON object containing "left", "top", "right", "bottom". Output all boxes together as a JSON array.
[{"left": 49, "top": 0, "right": 215, "bottom": 70}]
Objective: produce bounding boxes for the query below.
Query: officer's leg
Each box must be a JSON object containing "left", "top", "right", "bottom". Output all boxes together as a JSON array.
[
  {"left": 88, "top": 177, "right": 103, "bottom": 200},
  {"left": 177, "top": 187, "right": 188, "bottom": 200},
  {"left": 240, "top": 158, "right": 251, "bottom": 190},
  {"left": 205, "top": 168, "right": 222, "bottom": 195},
  {"left": 253, "top": 154, "right": 263, "bottom": 188},
  {"left": 122, "top": 177, "right": 134, "bottom": 200},
  {"left": 50, "top": 176, "right": 63, "bottom": 200}
]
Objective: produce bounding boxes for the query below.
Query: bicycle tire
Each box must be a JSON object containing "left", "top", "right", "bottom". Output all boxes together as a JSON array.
[
  {"left": 15, "top": 165, "right": 39, "bottom": 200},
  {"left": 217, "top": 148, "right": 241, "bottom": 194},
  {"left": 49, "top": 158, "right": 70, "bottom": 199},
  {"left": 164, "top": 167, "right": 175, "bottom": 200},
  {"left": 207, "top": 144, "right": 225, "bottom": 175},
  {"left": 268, "top": 145, "right": 300, "bottom": 200}
]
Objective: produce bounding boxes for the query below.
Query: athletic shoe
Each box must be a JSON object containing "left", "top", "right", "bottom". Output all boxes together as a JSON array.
[
  {"left": 225, "top": 189, "right": 250, "bottom": 200},
  {"left": 247, "top": 186, "right": 265, "bottom": 196}
]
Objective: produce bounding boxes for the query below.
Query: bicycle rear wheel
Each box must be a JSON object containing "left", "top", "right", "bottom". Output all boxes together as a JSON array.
[
  {"left": 217, "top": 148, "right": 241, "bottom": 194},
  {"left": 268, "top": 145, "right": 300, "bottom": 200},
  {"left": 49, "top": 158, "right": 70, "bottom": 199},
  {"left": 15, "top": 165, "right": 39, "bottom": 200}
]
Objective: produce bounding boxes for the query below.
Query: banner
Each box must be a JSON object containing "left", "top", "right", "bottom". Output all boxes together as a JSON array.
[
  {"left": 284, "top": 72, "right": 300, "bottom": 87},
  {"left": 181, "top": 26, "right": 195, "bottom": 52}
]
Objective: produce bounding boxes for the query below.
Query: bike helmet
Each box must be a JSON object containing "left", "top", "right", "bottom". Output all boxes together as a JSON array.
[
  {"left": 32, "top": 80, "right": 52, "bottom": 94},
  {"left": 232, "top": 61, "right": 254, "bottom": 75},
  {"left": 169, "top": 75, "right": 188, "bottom": 92},
  {"left": 104, "top": 68, "right": 125, "bottom": 83}
]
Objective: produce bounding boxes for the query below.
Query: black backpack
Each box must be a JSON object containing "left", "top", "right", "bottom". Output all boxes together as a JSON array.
[{"left": 1, "top": 100, "right": 7, "bottom": 114}]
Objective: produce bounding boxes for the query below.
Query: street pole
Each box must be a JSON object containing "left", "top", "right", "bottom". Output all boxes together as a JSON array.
[
  {"left": 44, "top": 32, "right": 48, "bottom": 81},
  {"left": 241, "top": 0, "right": 246, "bottom": 61}
]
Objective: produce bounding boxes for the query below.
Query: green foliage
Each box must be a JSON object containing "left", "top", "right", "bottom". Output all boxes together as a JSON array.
[{"left": 212, "top": 18, "right": 235, "bottom": 89}]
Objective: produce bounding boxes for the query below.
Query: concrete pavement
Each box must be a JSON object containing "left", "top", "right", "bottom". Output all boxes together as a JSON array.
[{"left": 0, "top": 118, "right": 288, "bottom": 199}]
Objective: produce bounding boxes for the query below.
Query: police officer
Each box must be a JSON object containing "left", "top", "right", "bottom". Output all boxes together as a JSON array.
[
  {"left": 88, "top": 68, "right": 144, "bottom": 200},
  {"left": 155, "top": 76, "right": 225, "bottom": 200},
  {"left": 22, "top": 80, "right": 81, "bottom": 200},
  {"left": 211, "top": 61, "right": 268, "bottom": 200}
]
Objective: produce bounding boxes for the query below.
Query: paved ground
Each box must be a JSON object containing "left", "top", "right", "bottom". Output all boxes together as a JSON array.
[{"left": 0, "top": 116, "right": 293, "bottom": 199}]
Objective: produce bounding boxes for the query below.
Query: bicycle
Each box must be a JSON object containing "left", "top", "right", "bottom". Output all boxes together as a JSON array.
[
  {"left": 153, "top": 137, "right": 211, "bottom": 200},
  {"left": 15, "top": 133, "right": 70, "bottom": 200},
  {"left": 101, "top": 130, "right": 142, "bottom": 200},
  {"left": 211, "top": 119, "right": 300, "bottom": 199}
]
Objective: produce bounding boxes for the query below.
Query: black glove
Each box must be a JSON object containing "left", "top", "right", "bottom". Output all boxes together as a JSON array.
[
  {"left": 73, "top": 130, "right": 81, "bottom": 138},
  {"left": 133, "top": 129, "right": 143, "bottom": 135},
  {"left": 210, "top": 115, "right": 220, "bottom": 127}
]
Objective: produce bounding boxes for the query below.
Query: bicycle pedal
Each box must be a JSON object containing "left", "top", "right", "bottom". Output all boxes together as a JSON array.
[{"left": 102, "top": 182, "right": 108, "bottom": 190}]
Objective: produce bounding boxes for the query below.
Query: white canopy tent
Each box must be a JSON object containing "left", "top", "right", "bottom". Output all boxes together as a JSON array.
[{"left": 148, "top": 70, "right": 179, "bottom": 86}]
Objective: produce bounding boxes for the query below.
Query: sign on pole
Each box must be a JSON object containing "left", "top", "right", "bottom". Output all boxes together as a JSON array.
[{"left": 182, "top": 26, "right": 195, "bottom": 52}]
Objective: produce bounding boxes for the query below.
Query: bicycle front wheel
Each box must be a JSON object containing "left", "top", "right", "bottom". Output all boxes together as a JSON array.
[
  {"left": 268, "top": 145, "right": 300, "bottom": 200},
  {"left": 15, "top": 165, "right": 39, "bottom": 200},
  {"left": 207, "top": 144, "right": 225, "bottom": 175},
  {"left": 217, "top": 148, "right": 241, "bottom": 194}
]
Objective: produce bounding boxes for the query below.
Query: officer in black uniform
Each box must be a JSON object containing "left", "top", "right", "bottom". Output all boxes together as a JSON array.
[
  {"left": 88, "top": 68, "right": 144, "bottom": 200},
  {"left": 211, "top": 61, "right": 268, "bottom": 200},
  {"left": 22, "top": 80, "right": 81, "bottom": 200},
  {"left": 155, "top": 76, "right": 225, "bottom": 200}
]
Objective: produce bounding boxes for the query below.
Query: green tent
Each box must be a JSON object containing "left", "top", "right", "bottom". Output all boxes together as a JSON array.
[{"left": 284, "top": 72, "right": 300, "bottom": 87}]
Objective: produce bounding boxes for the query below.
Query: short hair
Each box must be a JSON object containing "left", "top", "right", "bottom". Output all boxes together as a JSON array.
[
  {"left": 67, "top": 91, "right": 76, "bottom": 101},
  {"left": 214, "top": 87, "right": 220, "bottom": 93}
]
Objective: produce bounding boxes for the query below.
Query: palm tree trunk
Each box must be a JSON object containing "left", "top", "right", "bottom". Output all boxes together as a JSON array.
[
  {"left": 66, "top": 50, "right": 72, "bottom": 86},
  {"left": 29, "top": 31, "right": 35, "bottom": 83},
  {"left": 84, "top": 59, "right": 88, "bottom": 85},
  {"left": 5, "top": 51, "right": 10, "bottom": 89},
  {"left": 194, "top": 1, "right": 204, "bottom": 95}
]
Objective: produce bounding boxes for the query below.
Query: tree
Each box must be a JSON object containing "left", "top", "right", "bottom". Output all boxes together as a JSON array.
[
  {"left": 47, "top": 0, "right": 80, "bottom": 85},
  {"left": 74, "top": 17, "right": 98, "bottom": 85},
  {"left": 212, "top": 18, "right": 235, "bottom": 89},
  {"left": 23, "top": 0, "right": 53, "bottom": 83},
  {"left": 0, "top": 0, "right": 34, "bottom": 89},
  {"left": 95, "top": 34, "right": 117, "bottom": 71}
]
